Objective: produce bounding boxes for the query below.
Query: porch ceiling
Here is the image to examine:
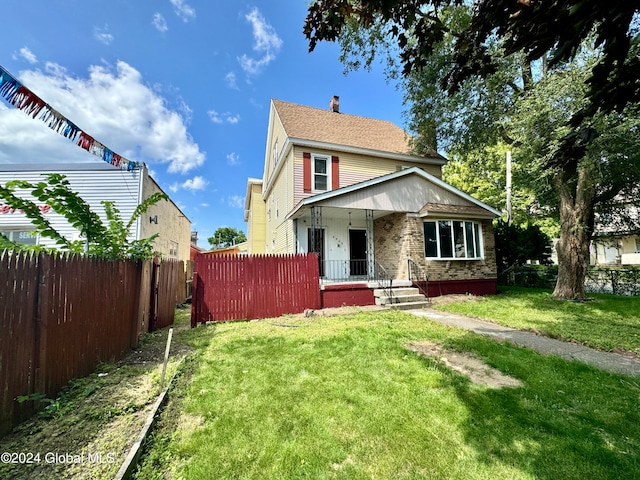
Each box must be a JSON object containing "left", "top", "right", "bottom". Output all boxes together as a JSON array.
[{"left": 290, "top": 205, "right": 392, "bottom": 221}]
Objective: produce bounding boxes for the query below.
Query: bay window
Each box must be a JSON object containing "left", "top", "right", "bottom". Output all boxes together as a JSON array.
[{"left": 423, "top": 220, "right": 483, "bottom": 259}]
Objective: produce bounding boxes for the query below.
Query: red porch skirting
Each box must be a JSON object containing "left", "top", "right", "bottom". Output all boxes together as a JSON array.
[
  {"left": 321, "top": 283, "right": 375, "bottom": 308},
  {"left": 414, "top": 278, "right": 497, "bottom": 297},
  {"left": 320, "top": 278, "right": 497, "bottom": 309}
]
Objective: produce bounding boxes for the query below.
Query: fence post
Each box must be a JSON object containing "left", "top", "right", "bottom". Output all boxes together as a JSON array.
[
  {"left": 190, "top": 259, "right": 199, "bottom": 328},
  {"left": 133, "top": 260, "right": 152, "bottom": 348},
  {"left": 33, "top": 252, "right": 52, "bottom": 398}
]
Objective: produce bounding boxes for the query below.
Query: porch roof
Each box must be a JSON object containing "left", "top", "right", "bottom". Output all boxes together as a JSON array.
[
  {"left": 287, "top": 167, "right": 501, "bottom": 220},
  {"left": 419, "top": 203, "right": 498, "bottom": 220}
]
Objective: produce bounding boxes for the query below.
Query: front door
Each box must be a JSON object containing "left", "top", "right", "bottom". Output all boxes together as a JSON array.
[
  {"left": 349, "top": 229, "right": 367, "bottom": 277},
  {"left": 308, "top": 228, "right": 325, "bottom": 277}
]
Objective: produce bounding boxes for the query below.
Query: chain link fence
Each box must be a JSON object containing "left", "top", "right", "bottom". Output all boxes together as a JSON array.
[{"left": 499, "top": 265, "right": 640, "bottom": 296}]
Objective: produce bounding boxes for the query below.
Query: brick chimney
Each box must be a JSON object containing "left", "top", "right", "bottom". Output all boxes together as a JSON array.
[{"left": 329, "top": 95, "right": 340, "bottom": 113}]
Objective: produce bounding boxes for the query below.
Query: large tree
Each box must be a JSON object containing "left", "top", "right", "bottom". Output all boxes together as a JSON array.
[
  {"left": 304, "top": 0, "right": 640, "bottom": 299},
  {"left": 208, "top": 227, "right": 247, "bottom": 249}
]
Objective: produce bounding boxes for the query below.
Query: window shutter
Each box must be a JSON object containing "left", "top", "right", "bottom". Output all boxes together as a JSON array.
[
  {"left": 303, "top": 152, "right": 311, "bottom": 193},
  {"left": 331, "top": 155, "right": 339, "bottom": 190}
]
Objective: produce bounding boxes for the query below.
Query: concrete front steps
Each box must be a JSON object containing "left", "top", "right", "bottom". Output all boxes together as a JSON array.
[{"left": 373, "top": 286, "right": 430, "bottom": 310}]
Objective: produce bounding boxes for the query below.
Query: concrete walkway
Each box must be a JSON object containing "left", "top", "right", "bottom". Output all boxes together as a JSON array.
[{"left": 409, "top": 309, "right": 640, "bottom": 377}]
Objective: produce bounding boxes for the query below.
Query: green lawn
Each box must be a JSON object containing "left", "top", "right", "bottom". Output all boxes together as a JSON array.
[
  {"left": 435, "top": 287, "right": 640, "bottom": 354},
  {"left": 134, "top": 308, "right": 640, "bottom": 480}
]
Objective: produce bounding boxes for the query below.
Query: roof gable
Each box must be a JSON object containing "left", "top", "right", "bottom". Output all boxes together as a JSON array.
[{"left": 289, "top": 167, "right": 501, "bottom": 218}]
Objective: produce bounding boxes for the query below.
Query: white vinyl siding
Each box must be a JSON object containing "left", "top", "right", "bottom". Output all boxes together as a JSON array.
[{"left": 0, "top": 166, "right": 140, "bottom": 250}]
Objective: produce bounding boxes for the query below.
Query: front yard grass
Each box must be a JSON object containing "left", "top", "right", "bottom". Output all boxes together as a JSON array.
[
  {"left": 133, "top": 308, "right": 640, "bottom": 480},
  {"left": 434, "top": 286, "right": 640, "bottom": 354}
]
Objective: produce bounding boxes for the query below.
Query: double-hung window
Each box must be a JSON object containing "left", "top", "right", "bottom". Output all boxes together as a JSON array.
[
  {"left": 312, "top": 154, "right": 330, "bottom": 192},
  {"left": 423, "top": 220, "right": 483, "bottom": 259}
]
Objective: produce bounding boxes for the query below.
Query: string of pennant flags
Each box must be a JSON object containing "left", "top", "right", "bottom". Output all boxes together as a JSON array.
[{"left": 0, "top": 64, "right": 140, "bottom": 171}]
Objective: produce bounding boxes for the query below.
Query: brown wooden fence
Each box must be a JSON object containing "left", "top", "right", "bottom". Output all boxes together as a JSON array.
[
  {"left": 0, "top": 251, "right": 183, "bottom": 437},
  {"left": 150, "top": 258, "right": 186, "bottom": 331},
  {"left": 191, "top": 254, "right": 321, "bottom": 325}
]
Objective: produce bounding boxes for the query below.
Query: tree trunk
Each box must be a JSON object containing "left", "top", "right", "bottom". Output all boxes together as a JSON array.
[{"left": 552, "top": 165, "right": 596, "bottom": 299}]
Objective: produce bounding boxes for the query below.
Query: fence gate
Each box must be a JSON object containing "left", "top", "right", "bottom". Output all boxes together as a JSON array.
[
  {"left": 191, "top": 254, "right": 321, "bottom": 326},
  {"left": 149, "top": 258, "right": 184, "bottom": 332}
]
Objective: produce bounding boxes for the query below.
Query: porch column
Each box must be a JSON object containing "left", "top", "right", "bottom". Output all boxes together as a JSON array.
[
  {"left": 309, "top": 206, "right": 322, "bottom": 253},
  {"left": 366, "top": 209, "right": 375, "bottom": 278}
]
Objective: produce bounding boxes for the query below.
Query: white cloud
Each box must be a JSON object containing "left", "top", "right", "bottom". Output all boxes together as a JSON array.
[
  {"left": 226, "top": 152, "right": 240, "bottom": 166},
  {"left": 0, "top": 61, "right": 205, "bottom": 173},
  {"left": 18, "top": 47, "right": 37, "bottom": 64},
  {"left": 238, "top": 8, "right": 282, "bottom": 76},
  {"left": 152, "top": 13, "right": 168, "bottom": 32},
  {"left": 169, "top": 176, "right": 208, "bottom": 192},
  {"left": 94, "top": 25, "right": 114, "bottom": 45},
  {"left": 228, "top": 195, "right": 245, "bottom": 208},
  {"left": 225, "top": 72, "right": 238, "bottom": 90},
  {"left": 182, "top": 176, "right": 208, "bottom": 191},
  {"left": 208, "top": 110, "right": 240, "bottom": 125},
  {"left": 170, "top": 0, "right": 196, "bottom": 22},
  {"left": 200, "top": 203, "right": 209, "bottom": 207}
]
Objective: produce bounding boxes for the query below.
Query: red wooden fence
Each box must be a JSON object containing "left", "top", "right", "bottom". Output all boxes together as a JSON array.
[{"left": 191, "top": 254, "right": 321, "bottom": 325}]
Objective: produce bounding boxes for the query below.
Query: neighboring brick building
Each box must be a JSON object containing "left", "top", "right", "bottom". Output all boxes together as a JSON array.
[{"left": 245, "top": 97, "right": 501, "bottom": 300}]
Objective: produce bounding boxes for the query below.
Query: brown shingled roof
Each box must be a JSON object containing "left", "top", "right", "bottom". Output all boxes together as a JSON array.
[{"left": 272, "top": 99, "right": 443, "bottom": 160}]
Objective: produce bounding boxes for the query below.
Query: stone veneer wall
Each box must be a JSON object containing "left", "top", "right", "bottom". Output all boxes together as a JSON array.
[{"left": 373, "top": 212, "right": 497, "bottom": 281}]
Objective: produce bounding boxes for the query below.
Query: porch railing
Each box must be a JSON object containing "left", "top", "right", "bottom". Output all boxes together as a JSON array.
[
  {"left": 373, "top": 261, "right": 394, "bottom": 302},
  {"left": 320, "top": 259, "right": 369, "bottom": 282},
  {"left": 408, "top": 258, "right": 430, "bottom": 302}
]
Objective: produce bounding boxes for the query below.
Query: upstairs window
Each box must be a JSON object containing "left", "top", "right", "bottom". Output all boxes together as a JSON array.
[
  {"left": 312, "top": 154, "right": 330, "bottom": 192},
  {"left": 303, "top": 152, "right": 339, "bottom": 193},
  {"left": 169, "top": 241, "right": 178, "bottom": 258},
  {"left": 273, "top": 141, "right": 278, "bottom": 167},
  {"left": 423, "top": 220, "right": 483, "bottom": 259}
]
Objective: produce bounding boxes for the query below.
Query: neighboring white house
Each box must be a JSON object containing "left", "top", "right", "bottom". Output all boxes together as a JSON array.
[
  {"left": 591, "top": 203, "right": 640, "bottom": 266},
  {"left": 0, "top": 162, "right": 191, "bottom": 263}
]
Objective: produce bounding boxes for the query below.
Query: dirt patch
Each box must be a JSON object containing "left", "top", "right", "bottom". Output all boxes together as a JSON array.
[
  {"left": 428, "top": 293, "right": 485, "bottom": 306},
  {"left": 408, "top": 341, "right": 523, "bottom": 389}
]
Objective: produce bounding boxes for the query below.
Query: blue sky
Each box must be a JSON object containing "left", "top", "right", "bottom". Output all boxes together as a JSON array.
[{"left": 0, "top": 1, "right": 406, "bottom": 248}]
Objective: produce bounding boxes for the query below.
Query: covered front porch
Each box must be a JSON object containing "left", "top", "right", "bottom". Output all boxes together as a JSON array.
[{"left": 291, "top": 205, "right": 392, "bottom": 283}]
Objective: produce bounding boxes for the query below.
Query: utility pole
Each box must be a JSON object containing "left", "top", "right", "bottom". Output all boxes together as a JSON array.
[{"left": 506, "top": 151, "right": 513, "bottom": 226}]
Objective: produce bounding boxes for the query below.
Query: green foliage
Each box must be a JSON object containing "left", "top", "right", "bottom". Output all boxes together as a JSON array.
[
  {"left": 494, "top": 220, "right": 552, "bottom": 274},
  {"left": 305, "top": 1, "right": 640, "bottom": 123},
  {"left": 207, "top": 226, "right": 246, "bottom": 249},
  {"left": 16, "top": 392, "right": 64, "bottom": 419},
  {"left": 0, "top": 173, "right": 168, "bottom": 260}
]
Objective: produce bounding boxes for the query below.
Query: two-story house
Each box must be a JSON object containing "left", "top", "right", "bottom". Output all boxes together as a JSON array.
[{"left": 244, "top": 97, "right": 501, "bottom": 305}]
